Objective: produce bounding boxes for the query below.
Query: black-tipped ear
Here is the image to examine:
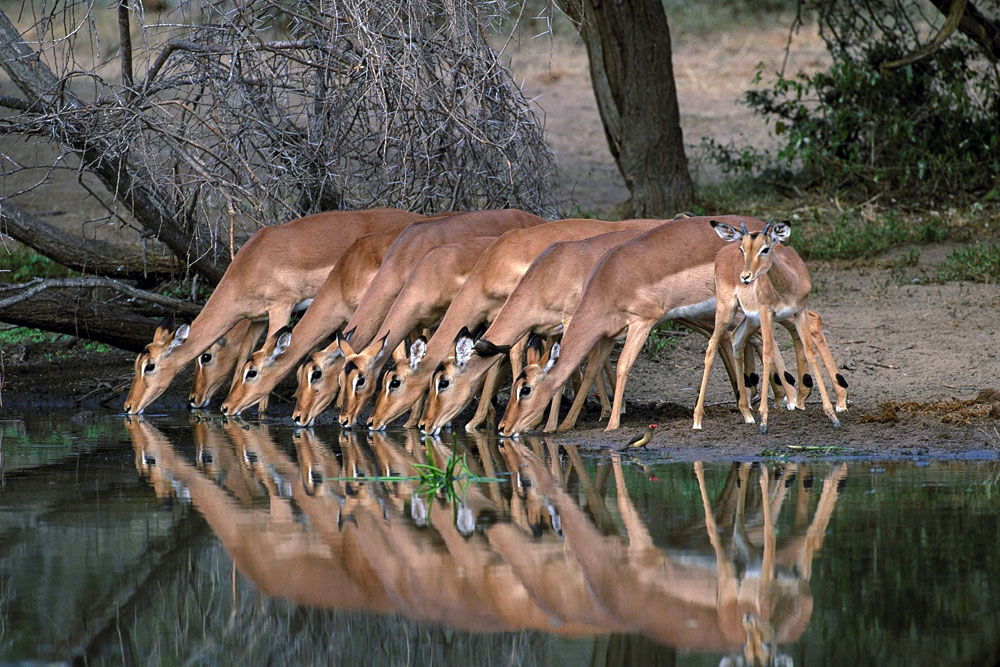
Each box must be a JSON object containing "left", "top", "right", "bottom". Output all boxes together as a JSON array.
[
  {"left": 526, "top": 333, "right": 545, "bottom": 355},
  {"left": 454, "top": 326, "right": 471, "bottom": 343},
  {"left": 157, "top": 313, "right": 177, "bottom": 331},
  {"left": 470, "top": 321, "right": 489, "bottom": 341},
  {"left": 474, "top": 338, "right": 511, "bottom": 357},
  {"left": 273, "top": 324, "right": 294, "bottom": 340}
]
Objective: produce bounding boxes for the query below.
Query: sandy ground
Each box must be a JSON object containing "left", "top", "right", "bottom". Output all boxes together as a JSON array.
[{"left": 2, "top": 19, "right": 999, "bottom": 460}]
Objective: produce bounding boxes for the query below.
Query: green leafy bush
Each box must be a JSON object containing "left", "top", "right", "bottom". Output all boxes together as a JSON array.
[
  {"left": 0, "top": 248, "right": 75, "bottom": 282},
  {"left": 937, "top": 243, "right": 1000, "bottom": 283},
  {"left": 742, "top": 41, "right": 999, "bottom": 201}
]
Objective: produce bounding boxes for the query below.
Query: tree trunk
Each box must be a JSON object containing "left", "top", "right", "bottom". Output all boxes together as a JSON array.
[
  {"left": 559, "top": 0, "right": 694, "bottom": 217},
  {"left": 0, "top": 290, "right": 161, "bottom": 351},
  {"left": 1, "top": 201, "right": 179, "bottom": 282},
  {"left": 929, "top": 0, "right": 1000, "bottom": 60}
]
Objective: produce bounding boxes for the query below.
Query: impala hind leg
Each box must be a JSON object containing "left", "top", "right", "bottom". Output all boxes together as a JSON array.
[
  {"left": 794, "top": 311, "right": 841, "bottom": 428},
  {"left": 557, "top": 338, "right": 613, "bottom": 432},
  {"left": 778, "top": 319, "right": 810, "bottom": 411},
  {"left": 607, "top": 320, "right": 656, "bottom": 431},
  {"left": 808, "top": 311, "right": 848, "bottom": 412}
]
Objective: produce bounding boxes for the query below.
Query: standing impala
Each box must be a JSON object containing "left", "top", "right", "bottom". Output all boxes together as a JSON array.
[
  {"left": 367, "top": 217, "right": 666, "bottom": 430},
  {"left": 220, "top": 209, "right": 547, "bottom": 417},
  {"left": 123, "top": 208, "right": 426, "bottom": 414},
  {"left": 692, "top": 220, "right": 843, "bottom": 433},
  {"left": 298, "top": 236, "right": 496, "bottom": 428},
  {"left": 498, "top": 215, "right": 772, "bottom": 436}
]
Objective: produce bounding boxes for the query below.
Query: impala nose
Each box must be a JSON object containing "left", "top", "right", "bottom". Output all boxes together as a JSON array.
[
  {"left": 221, "top": 405, "right": 229, "bottom": 416},
  {"left": 740, "top": 272, "right": 753, "bottom": 284},
  {"left": 339, "top": 418, "right": 351, "bottom": 429},
  {"left": 366, "top": 418, "right": 374, "bottom": 429},
  {"left": 124, "top": 403, "right": 131, "bottom": 413},
  {"left": 292, "top": 413, "right": 301, "bottom": 425}
]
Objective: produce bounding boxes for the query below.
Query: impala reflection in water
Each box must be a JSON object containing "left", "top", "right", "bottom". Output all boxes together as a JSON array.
[{"left": 124, "top": 418, "right": 845, "bottom": 665}]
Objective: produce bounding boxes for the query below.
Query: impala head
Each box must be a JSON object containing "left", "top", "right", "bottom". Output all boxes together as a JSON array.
[
  {"left": 291, "top": 336, "right": 348, "bottom": 427},
  {"left": 421, "top": 329, "right": 488, "bottom": 435},
  {"left": 124, "top": 317, "right": 191, "bottom": 414},
  {"left": 498, "top": 338, "right": 559, "bottom": 438},
  {"left": 711, "top": 218, "right": 791, "bottom": 285},
  {"left": 188, "top": 333, "right": 236, "bottom": 409},
  {"left": 220, "top": 326, "right": 293, "bottom": 417},
  {"left": 369, "top": 334, "right": 429, "bottom": 430},
  {"left": 338, "top": 331, "right": 394, "bottom": 429}
]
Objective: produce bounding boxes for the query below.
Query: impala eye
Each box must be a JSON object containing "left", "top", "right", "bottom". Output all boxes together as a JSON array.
[
  {"left": 759, "top": 246, "right": 770, "bottom": 254},
  {"left": 355, "top": 376, "right": 366, "bottom": 387},
  {"left": 144, "top": 362, "right": 156, "bottom": 373},
  {"left": 519, "top": 385, "right": 531, "bottom": 398},
  {"left": 245, "top": 368, "right": 258, "bottom": 380},
  {"left": 199, "top": 353, "right": 213, "bottom": 365},
  {"left": 310, "top": 369, "right": 322, "bottom": 382},
  {"left": 739, "top": 246, "right": 745, "bottom": 255},
  {"left": 438, "top": 377, "right": 450, "bottom": 390},
  {"left": 389, "top": 377, "right": 401, "bottom": 390}
]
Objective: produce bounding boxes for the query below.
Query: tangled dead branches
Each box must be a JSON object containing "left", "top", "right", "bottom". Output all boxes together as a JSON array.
[{"left": 1, "top": 0, "right": 557, "bottom": 276}]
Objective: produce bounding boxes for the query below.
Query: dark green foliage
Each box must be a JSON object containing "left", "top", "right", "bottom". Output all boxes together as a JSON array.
[
  {"left": 0, "top": 248, "right": 75, "bottom": 282},
  {"left": 743, "top": 42, "right": 1000, "bottom": 200},
  {"left": 937, "top": 243, "right": 1000, "bottom": 283}
]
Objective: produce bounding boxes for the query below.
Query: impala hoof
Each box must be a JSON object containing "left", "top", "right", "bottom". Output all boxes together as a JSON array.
[
  {"left": 692, "top": 422, "right": 703, "bottom": 431},
  {"left": 758, "top": 423, "right": 769, "bottom": 435},
  {"left": 744, "top": 415, "right": 756, "bottom": 424},
  {"left": 836, "top": 405, "right": 848, "bottom": 413},
  {"left": 830, "top": 416, "right": 842, "bottom": 428}
]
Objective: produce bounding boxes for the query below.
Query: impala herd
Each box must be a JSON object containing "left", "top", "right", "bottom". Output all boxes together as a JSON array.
[{"left": 124, "top": 207, "right": 850, "bottom": 438}]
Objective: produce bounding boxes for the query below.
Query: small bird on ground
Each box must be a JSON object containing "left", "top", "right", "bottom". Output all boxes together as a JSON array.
[{"left": 626, "top": 424, "right": 658, "bottom": 449}]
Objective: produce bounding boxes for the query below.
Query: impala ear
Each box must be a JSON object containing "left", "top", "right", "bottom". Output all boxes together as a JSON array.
[
  {"left": 543, "top": 342, "right": 560, "bottom": 373},
  {"left": 373, "top": 331, "right": 391, "bottom": 363},
  {"left": 153, "top": 314, "right": 176, "bottom": 343},
  {"left": 455, "top": 333, "right": 475, "bottom": 369},
  {"left": 710, "top": 220, "right": 743, "bottom": 242},
  {"left": 336, "top": 329, "right": 356, "bottom": 358},
  {"left": 409, "top": 336, "right": 427, "bottom": 371},
  {"left": 166, "top": 324, "right": 190, "bottom": 355},
  {"left": 768, "top": 220, "right": 791, "bottom": 244},
  {"left": 269, "top": 325, "right": 293, "bottom": 361},
  {"left": 524, "top": 333, "right": 545, "bottom": 366},
  {"left": 474, "top": 338, "right": 511, "bottom": 358},
  {"left": 391, "top": 340, "right": 408, "bottom": 364}
]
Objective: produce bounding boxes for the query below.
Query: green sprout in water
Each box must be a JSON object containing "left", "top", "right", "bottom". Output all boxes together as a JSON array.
[{"left": 328, "top": 435, "right": 503, "bottom": 528}]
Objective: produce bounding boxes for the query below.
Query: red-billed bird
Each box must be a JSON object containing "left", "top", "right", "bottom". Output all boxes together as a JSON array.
[{"left": 626, "top": 424, "right": 658, "bottom": 449}]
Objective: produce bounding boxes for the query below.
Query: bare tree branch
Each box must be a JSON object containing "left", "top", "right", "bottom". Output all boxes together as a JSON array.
[
  {"left": 1, "top": 200, "right": 179, "bottom": 280},
  {"left": 0, "top": 277, "right": 200, "bottom": 314},
  {"left": 882, "top": 0, "right": 968, "bottom": 70}
]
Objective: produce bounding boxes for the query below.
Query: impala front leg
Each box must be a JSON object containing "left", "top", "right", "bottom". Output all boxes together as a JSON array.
[
  {"left": 558, "top": 337, "right": 613, "bottom": 432},
  {"left": 757, "top": 309, "right": 775, "bottom": 434},
  {"left": 467, "top": 360, "right": 504, "bottom": 432},
  {"left": 607, "top": 320, "right": 655, "bottom": 431}
]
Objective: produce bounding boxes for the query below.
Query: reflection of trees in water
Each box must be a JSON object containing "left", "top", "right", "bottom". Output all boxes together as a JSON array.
[{"left": 120, "top": 419, "right": 853, "bottom": 665}]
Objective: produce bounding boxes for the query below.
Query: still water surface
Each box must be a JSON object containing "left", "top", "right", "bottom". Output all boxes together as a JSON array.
[{"left": 1, "top": 412, "right": 998, "bottom": 665}]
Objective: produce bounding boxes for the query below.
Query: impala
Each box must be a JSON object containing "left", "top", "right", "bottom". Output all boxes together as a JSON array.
[
  {"left": 313, "top": 236, "right": 496, "bottom": 428},
  {"left": 421, "top": 230, "right": 652, "bottom": 435},
  {"left": 220, "top": 209, "right": 547, "bottom": 417},
  {"left": 188, "top": 318, "right": 265, "bottom": 409},
  {"left": 692, "top": 220, "right": 843, "bottom": 433},
  {"left": 123, "top": 208, "right": 425, "bottom": 414},
  {"left": 367, "top": 217, "right": 667, "bottom": 430},
  {"left": 498, "top": 216, "right": 771, "bottom": 436}
]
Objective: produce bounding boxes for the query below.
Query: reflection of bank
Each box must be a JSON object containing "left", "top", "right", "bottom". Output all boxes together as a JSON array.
[{"left": 124, "top": 419, "right": 845, "bottom": 662}]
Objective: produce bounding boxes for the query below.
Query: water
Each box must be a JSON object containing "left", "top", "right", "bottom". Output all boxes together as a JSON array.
[{"left": 1, "top": 412, "right": 999, "bottom": 665}]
